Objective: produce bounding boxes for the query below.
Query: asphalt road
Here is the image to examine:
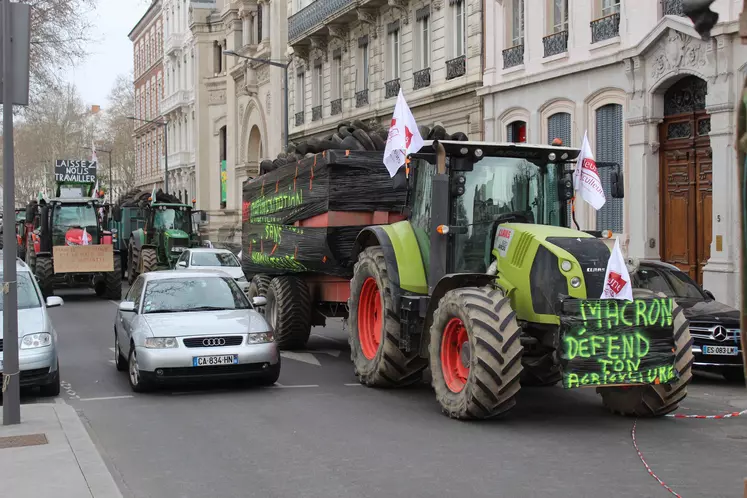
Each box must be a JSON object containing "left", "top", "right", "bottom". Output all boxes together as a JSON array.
[{"left": 9, "top": 287, "right": 747, "bottom": 497}]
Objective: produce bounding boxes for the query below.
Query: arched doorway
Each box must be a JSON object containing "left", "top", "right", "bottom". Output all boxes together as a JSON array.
[
  {"left": 248, "top": 125, "right": 262, "bottom": 175},
  {"left": 658, "top": 75, "right": 712, "bottom": 284}
]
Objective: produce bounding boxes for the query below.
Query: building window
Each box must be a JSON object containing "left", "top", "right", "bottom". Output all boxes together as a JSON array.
[
  {"left": 592, "top": 0, "right": 620, "bottom": 43},
  {"left": 551, "top": 0, "right": 568, "bottom": 32},
  {"left": 510, "top": 0, "right": 524, "bottom": 47},
  {"left": 332, "top": 53, "right": 342, "bottom": 100},
  {"left": 601, "top": 0, "right": 620, "bottom": 16},
  {"left": 548, "top": 112, "right": 572, "bottom": 222},
  {"left": 214, "top": 42, "right": 222, "bottom": 74},
  {"left": 507, "top": 121, "right": 526, "bottom": 143},
  {"left": 595, "top": 103, "right": 623, "bottom": 233},
  {"left": 312, "top": 60, "right": 323, "bottom": 121},
  {"left": 295, "top": 68, "right": 305, "bottom": 125},
  {"left": 387, "top": 23, "right": 400, "bottom": 81},
  {"left": 452, "top": 0, "right": 465, "bottom": 58},
  {"left": 415, "top": 9, "right": 430, "bottom": 70},
  {"left": 358, "top": 39, "right": 369, "bottom": 91},
  {"left": 543, "top": 0, "right": 569, "bottom": 57}
]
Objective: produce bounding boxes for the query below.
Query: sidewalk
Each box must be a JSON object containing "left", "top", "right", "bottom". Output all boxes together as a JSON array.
[{"left": 0, "top": 401, "right": 122, "bottom": 498}]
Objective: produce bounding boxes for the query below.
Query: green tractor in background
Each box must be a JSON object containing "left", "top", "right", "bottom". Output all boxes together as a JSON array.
[
  {"left": 347, "top": 140, "right": 693, "bottom": 419},
  {"left": 117, "top": 189, "right": 203, "bottom": 283}
]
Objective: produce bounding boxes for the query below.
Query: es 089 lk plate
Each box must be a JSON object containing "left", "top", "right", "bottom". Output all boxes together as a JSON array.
[
  {"left": 702, "top": 345, "right": 739, "bottom": 356},
  {"left": 193, "top": 355, "right": 239, "bottom": 367}
]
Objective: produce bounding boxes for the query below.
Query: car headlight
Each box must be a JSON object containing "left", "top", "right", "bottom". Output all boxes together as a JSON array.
[
  {"left": 21, "top": 333, "right": 52, "bottom": 349},
  {"left": 246, "top": 332, "right": 273, "bottom": 344},
  {"left": 144, "top": 337, "right": 179, "bottom": 348}
]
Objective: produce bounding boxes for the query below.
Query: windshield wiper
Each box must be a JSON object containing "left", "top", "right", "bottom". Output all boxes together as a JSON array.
[
  {"left": 144, "top": 309, "right": 178, "bottom": 314},
  {"left": 186, "top": 306, "right": 229, "bottom": 312}
]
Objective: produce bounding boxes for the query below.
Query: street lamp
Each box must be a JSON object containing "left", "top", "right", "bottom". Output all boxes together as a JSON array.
[
  {"left": 127, "top": 116, "right": 169, "bottom": 195},
  {"left": 81, "top": 145, "right": 112, "bottom": 199},
  {"left": 223, "top": 50, "right": 291, "bottom": 151}
]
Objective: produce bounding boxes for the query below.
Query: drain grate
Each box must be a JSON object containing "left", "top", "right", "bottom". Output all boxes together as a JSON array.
[{"left": 0, "top": 433, "right": 48, "bottom": 449}]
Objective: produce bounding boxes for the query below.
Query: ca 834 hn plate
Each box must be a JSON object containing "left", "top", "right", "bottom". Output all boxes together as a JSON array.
[
  {"left": 193, "top": 355, "right": 239, "bottom": 367},
  {"left": 702, "top": 345, "right": 739, "bottom": 356}
]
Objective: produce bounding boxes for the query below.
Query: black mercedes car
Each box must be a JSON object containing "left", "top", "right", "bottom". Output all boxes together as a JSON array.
[{"left": 632, "top": 260, "right": 744, "bottom": 382}]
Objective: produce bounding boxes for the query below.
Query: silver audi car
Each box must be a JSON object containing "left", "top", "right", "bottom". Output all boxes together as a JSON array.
[{"left": 113, "top": 270, "right": 279, "bottom": 392}]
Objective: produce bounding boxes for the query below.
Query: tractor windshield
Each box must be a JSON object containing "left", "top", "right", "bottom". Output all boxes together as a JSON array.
[
  {"left": 450, "top": 157, "right": 565, "bottom": 273},
  {"left": 154, "top": 208, "right": 191, "bottom": 233},
  {"left": 52, "top": 204, "right": 98, "bottom": 245}
]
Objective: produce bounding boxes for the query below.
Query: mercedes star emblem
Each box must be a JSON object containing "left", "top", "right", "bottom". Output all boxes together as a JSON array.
[{"left": 711, "top": 326, "right": 728, "bottom": 342}]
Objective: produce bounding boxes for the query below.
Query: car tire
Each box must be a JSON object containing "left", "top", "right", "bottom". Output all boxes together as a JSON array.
[
  {"left": 115, "top": 333, "right": 127, "bottom": 372},
  {"left": 128, "top": 346, "right": 151, "bottom": 393},
  {"left": 39, "top": 366, "right": 61, "bottom": 397}
]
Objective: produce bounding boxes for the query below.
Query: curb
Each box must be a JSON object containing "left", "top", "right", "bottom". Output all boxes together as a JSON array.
[{"left": 53, "top": 402, "right": 123, "bottom": 498}]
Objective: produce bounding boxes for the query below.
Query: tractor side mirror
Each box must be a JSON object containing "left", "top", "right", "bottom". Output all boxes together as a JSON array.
[
  {"left": 112, "top": 206, "right": 122, "bottom": 223},
  {"left": 610, "top": 169, "right": 624, "bottom": 199},
  {"left": 557, "top": 173, "right": 574, "bottom": 202}
]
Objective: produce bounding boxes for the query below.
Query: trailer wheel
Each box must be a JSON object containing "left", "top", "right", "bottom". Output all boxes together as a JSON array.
[
  {"left": 429, "top": 286, "right": 523, "bottom": 419},
  {"left": 597, "top": 289, "right": 694, "bottom": 417},
  {"left": 140, "top": 247, "right": 157, "bottom": 274},
  {"left": 247, "top": 275, "right": 272, "bottom": 308},
  {"left": 35, "top": 256, "right": 54, "bottom": 298},
  {"left": 265, "top": 276, "right": 311, "bottom": 349},
  {"left": 104, "top": 255, "right": 122, "bottom": 300},
  {"left": 348, "top": 247, "right": 427, "bottom": 387},
  {"left": 127, "top": 242, "right": 139, "bottom": 284},
  {"left": 520, "top": 352, "right": 561, "bottom": 387}
]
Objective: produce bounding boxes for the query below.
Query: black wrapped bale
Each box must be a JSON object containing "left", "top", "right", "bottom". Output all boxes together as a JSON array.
[{"left": 241, "top": 150, "right": 407, "bottom": 277}]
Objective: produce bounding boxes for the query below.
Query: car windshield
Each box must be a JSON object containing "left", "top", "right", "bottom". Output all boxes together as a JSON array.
[
  {"left": 154, "top": 207, "right": 190, "bottom": 232},
  {"left": 52, "top": 204, "right": 98, "bottom": 243},
  {"left": 632, "top": 266, "right": 706, "bottom": 300},
  {"left": 0, "top": 272, "right": 41, "bottom": 310},
  {"left": 141, "top": 277, "right": 250, "bottom": 314},
  {"left": 190, "top": 252, "right": 239, "bottom": 267}
]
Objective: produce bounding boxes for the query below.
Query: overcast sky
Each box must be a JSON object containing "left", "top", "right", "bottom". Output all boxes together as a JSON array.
[{"left": 64, "top": 0, "right": 151, "bottom": 108}]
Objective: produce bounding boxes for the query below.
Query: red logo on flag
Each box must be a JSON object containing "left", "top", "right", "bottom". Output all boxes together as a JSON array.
[
  {"left": 606, "top": 271, "right": 627, "bottom": 295},
  {"left": 582, "top": 158, "right": 598, "bottom": 174},
  {"left": 404, "top": 126, "right": 413, "bottom": 148}
]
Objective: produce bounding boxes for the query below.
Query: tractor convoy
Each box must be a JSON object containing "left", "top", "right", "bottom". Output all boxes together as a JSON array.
[{"left": 241, "top": 127, "right": 694, "bottom": 420}]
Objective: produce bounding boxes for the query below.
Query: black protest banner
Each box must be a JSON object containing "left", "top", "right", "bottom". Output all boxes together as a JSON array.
[
  {"left": 54, "top": 160, "right": 98, "bottom": 183},
  {"left": 558, "top": 297, "right": 678, "bottom": 389}
]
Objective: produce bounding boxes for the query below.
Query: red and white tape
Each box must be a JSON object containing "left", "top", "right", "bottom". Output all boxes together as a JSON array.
[
  {"left": 666, "top": 409, "right": 747, "bottom": 419},
  {"left": 631, "top": 420, "right": 683, "bottom": 497}
]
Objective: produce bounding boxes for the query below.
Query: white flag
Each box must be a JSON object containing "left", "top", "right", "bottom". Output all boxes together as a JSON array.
[
  {"left": 383, "top": 89, "right": 424, "bottom": 177},
  {"left": 93, "top": 179, "right": 99, "bottom": 198},
  {"left": 150, "top": 185, "right": 157, "bottom": 205},
  {"left": 91, "top": 141, "right": 98, "bottom": 164},
  {"left": 600, "top": 238, "right": 633, "bottom": 301},
  {"left": 82, "top": 227, "right": 90, "bottom": 246},
  {"left": 572, "top": 131, "right": 606, "bottom": 210}
]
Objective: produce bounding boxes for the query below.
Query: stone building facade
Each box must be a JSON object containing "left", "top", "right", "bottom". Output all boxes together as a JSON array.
[
  {"left": 129, "top": 0, "right": 166, "bottom": 193},
  {"left": 478, "top": 0, "right": 747, "bottom": 307},
  {"left": 286, "top": 0, "right": 483, "bottom": 143}
]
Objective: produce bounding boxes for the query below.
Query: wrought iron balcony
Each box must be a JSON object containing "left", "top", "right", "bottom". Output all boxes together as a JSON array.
[
  {"left": 312, "top": 105, "right": 322, "bottom": 121},
  {"left": 502, "top": 44, "right": 524, "bottom": 69},
  {"left": 414, "top": 68, "right": 431, "bottom": 90},
  {"left": 662, "top": 0, "right": 685, "bottom": 16},
  {"left": 295, "top": 111, "right": 305, "bottom": 126},
  {"left": 590, "top": 13, "right": 620, "bottom": 44},
  {"left": 445, "top": 55, "right": 466, "bottom": 80},
  {"left": 355, "top": 89, "right": 369, "bottom": 108},
  {"left": 331, "top": 98, "right": 342, "bottom": 116},
  {"left": 385, "top": 79, "right": 400, "bottom": 99},
  {"left": 287, "top": 0, "right": 356, "bottom": 43},
  {"left": 543, "top": 30, "right": 568, "bottom": 57}
]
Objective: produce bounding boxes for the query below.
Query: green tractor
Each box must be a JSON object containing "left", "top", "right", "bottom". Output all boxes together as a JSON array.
[
  {"left": 347, "top": 140, "right": 693, "bottom": 419},
  {"left": 124, "top": 189, "right": 202, "bottom": 283}
]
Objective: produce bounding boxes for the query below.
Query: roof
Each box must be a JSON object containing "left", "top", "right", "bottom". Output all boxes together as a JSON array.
[
  {"left": 128, "top": 0, "right": 162, "bottom": 40},
  {"left": 0, "top": 253, "right": 32, "bottom": 272},
  {"left": 418, "top": 140, "right": 582, "bottom": 162},
  {"left": 638, "top": 259, "right": 682, "bottom": 272},
  {"left": 49, "top": 197, "right": 100, "bottom": 204},
  {"left": 139, "top": 269, "right": 235, "bottom": 281}
]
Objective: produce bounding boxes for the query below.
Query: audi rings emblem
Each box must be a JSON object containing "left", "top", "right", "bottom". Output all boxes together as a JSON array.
[
  {"left": 203, "top": 337, "right": 226, "bottom": 347},
  {"left": 711, "top": 326, "right": 728, "bottom": 342}
]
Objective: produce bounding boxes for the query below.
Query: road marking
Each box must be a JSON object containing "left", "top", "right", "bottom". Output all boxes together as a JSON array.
[
  {"left": 311, "top": 349, "right": 341, "bottom": 358},
  {"left": 60, "top": 380, "right": 80, "bottom": 400},
  {"left": 108, "top": 360, "right": 116, "bottom": 364},
  {"left": 108, "top": 300, "right": 120, "bottom": 306},
  {"left": 269, "top": 383, "right": 319, "bottom": 388},
  {"left": 108, "top": 347, "right": 115, "bottom": 352},
  {"left": 280, "top": 351, "right": 321, "bottom": 366},
  {"left": 312, "top": 333, "right": 348, "bottom": 344},
  {"left": 79, "top": 395, "right": 134, "bottom": 402},
  {"left": 344, "top": 383, "right": 363, "bottom": 386}
]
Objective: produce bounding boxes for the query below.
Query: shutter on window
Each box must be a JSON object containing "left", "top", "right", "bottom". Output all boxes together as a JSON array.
[
  {"left": 594, "top": 104, "right": 623, "bottom": 233},
  {"left": 548, "top": 112, "right": 572, "bottom": 224},
  {"left": 506, "top": 124, "right": 514, "bottom": 142}
]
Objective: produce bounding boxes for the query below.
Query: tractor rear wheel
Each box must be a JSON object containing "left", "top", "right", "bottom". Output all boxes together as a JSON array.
[
  {"left": 597, "top": 289, "right": 694, "bottom": 417},
  {"left": 140, "top": 247, "right": 158, "bottom": 274},
  {"left": 35, "top": 256, "right": 54, "bottom": 298},
  {"left": 127, "top": 242, "right": 139, "bottom": 284},
  {"left": 265, "top": 276, "right": 311, "bottom": 349},
  {"left": 104, "top": 255, "right": 122, "bottom": 300},
  {"left": 348, "top": 247, "right": 427, "bottom": 387},
  {"left": 26, "top": 237, "right": 36, "bottom": 273},
  {"left": 429, "top": 286, "right": 523, "bottom": 419}
]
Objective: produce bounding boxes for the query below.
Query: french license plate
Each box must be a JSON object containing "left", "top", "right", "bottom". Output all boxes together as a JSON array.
[
  {"left": 192, "top": 355, "right": 239, "bottom": 367},
  {"left": 702, "top": 345, "right": 739, "bottom": 356}
]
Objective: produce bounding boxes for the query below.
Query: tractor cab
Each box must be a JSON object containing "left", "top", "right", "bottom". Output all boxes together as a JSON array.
[
  {"left": 48, "top": 199, "right": 102, "bottom": 247},
  {"left": 145, "top": 203, "right": 193, "bottom": 265}
]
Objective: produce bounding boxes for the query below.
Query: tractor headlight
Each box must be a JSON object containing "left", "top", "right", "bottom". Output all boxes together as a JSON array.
[
  {"left": 560, "top": 260, "right": 572, "bottom": 272},
  {"left": 570, "top": 277, "right": 582, "bottom": 288},
  {"left": 171, "top": 246, "right": 185, "bottom": 253}
]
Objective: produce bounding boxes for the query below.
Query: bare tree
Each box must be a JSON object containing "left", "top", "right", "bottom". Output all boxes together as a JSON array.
[{"left": 102, "top": 73, "right": 137, "bottom": 197}]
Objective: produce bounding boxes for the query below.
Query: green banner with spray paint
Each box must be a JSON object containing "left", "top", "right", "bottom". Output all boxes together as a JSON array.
[
  {"left": 220, "top": 160, "right": 227, "bottom": 204},
  {"left": 558, "top": 297, "right": 678, "bottom": 389}
]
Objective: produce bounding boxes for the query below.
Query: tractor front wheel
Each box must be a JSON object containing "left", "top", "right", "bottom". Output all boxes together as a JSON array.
[
  {"left": 26, "top": 237, "right": 36, "bottom": 273},
  {"left": 265, "top": 276, "right": 311, "bottom": 349},
  {"left": 140, "top": 247, "right": 158, "bottom": 274},
  {"left": 35, "top": 256, "right": 54, "bottom": 298},
  {"left": 429, "top": 286, "right": 523, "bottom": 419},
  {"left": 596, "top": 289, "right": 694, "bottom": 417},
  {"left": 127, "top": 242, "right": 139, "bottom": 284},
  {"left": 348, "top": 247, "right": 427, "bottom": 387},
  {"left": 104, "top": 255, "right": 122, "bottom": 300}
]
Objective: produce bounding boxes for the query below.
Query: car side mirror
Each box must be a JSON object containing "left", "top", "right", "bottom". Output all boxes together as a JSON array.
[
  {"left": 119, "top": 301, "right": 137, "bottom": 313},
  {"left": 704, "top": 289, "right": 715, "bottom": 300},
  {"left": 176, "top": 261, "right": 187, "bottom": 268},
  {"left": 46, "top": 296, "right": 64, "bottom": 308},
  {"left": 252, "top": 296, "right": 267, "bottom": 307},
  {"left": 610, "top": 170, "right": 624, "bottom": 199}
]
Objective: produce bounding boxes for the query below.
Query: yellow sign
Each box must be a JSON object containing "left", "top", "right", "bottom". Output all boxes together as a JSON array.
[{"left": 52, "top": 245, "right": 114, "bottom": 273}]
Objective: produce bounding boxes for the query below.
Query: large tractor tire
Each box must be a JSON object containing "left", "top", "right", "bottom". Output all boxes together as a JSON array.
[
  {"left": 127, "top": 241, "right": 140, "bottom": 284},
  {"left": 104, "top": 255, "right": 122, "bottom": 300},
  {"left": 35, "top": 256, "right": 55, "bottom": 298},
  {"left": 429, "top": 286, "right": 524, "bottom": 419},
  {"left": 348, "top": 247, "right": 427, "bottom": 387},
  {"left": 596, "top": 289, "right": 694, "bottom": 417},
  {"left": 521, "top": 352, "right": 562, "bottom": 387},
  {"left": 26, "top": 237, "right": 36, "bottom": 273},
  {"left": 247, "top": 275, "right": 272, "bottom": 306},
  {"left": 140, "top": 247, "right": 158, "bottom": 274},
  {"left": 265, "top": 276, "right": 312, "bottom": 349}
]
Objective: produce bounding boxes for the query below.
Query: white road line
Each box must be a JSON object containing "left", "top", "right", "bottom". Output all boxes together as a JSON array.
[
  {"left": 280, "top": 351, "right": 321, "bottom": 366},
  {"left": 108, "top": 360, "right": 116, "bottom": 364},
  {"left": 311, "top": 333, "right": 348, "bottom": 344},
  {"left": 344, "top": 383, "right": 363, "bottom": 386},
  {"left": 79, "top": 395, "right": 134, "bottom": 402},
  {"left": 108, "top": 347, "right": 115, "bottom": 352},
  {"left": 268, "top": 383, "right": 319, "bottom": 388}
]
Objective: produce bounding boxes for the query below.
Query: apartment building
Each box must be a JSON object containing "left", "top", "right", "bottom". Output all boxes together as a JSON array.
[
  {"left": 287, "top": 0, "right": 483, "bottom": 142},
  {"left": 129, "top": 0, "right": 166, "bottom": 193},
  {"left": 478, "top": 0, "right": 746, "bottom": 307}
]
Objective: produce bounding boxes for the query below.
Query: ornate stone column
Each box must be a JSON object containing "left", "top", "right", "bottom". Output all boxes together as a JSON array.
[{"left": 261, "top": 0, "right": 269, "bottom": 42}]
